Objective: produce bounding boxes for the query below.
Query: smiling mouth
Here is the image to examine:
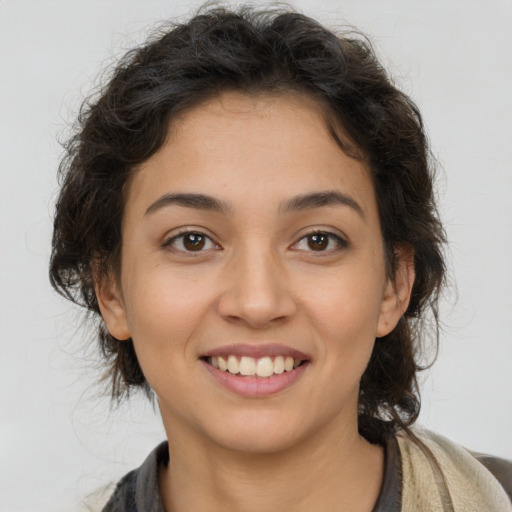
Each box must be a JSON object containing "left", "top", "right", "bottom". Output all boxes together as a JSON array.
[{"left": 204, "top": 355, "right": 306, "bottom": 378}]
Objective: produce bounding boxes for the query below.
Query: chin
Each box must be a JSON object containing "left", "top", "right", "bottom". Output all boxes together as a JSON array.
[
  {"left": 214, "top": 433, "right": 303, "bottom": 456},
  {"left": 206, "top": 411, "right": 309, "bottom": 455}
]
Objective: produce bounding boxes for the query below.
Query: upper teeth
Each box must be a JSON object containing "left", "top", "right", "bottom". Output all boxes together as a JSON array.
[{"left": 210, "top": 355, "right": 302, "bottom": 377}]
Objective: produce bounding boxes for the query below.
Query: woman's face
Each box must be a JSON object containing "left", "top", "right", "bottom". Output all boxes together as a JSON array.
[{"left": 97, "top": 91, "right": 411, "bottom": 453}]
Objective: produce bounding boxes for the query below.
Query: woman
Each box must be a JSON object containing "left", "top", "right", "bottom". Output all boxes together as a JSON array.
[{"left": 49, "top": 5, "right": 512, "bottom": 511}]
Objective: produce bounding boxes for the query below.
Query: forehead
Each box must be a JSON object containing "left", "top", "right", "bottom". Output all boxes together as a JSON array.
[
  {"left": 166, "top": 90, "right": 359, "bottom": 163},
  {"left": 125, "top": 91, "right": 376, "bottom": 220}
]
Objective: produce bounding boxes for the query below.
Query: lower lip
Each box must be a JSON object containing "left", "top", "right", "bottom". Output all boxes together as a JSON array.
[{"left": 201, "top": 360, "right": 309, "bottom": 397}]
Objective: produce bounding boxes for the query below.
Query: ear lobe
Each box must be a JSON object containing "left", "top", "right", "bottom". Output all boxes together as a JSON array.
[
  {"left": 376, "top": 247, "right": 415, "bottom": 338},
  {"left": 94, "top": 271, "right": 131, "bottom": 341}
]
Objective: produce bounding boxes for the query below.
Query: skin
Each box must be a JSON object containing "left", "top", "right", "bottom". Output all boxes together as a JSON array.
[{"left": 96, "top": 91, "right": 414, "bottom": 512}]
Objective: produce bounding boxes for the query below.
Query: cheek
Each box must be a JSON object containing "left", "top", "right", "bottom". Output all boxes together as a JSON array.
[
  {"left": 305, "top": 264, "right": 385, "bottom": 363},
  {"left": 309, "top": 263, "right": 384, "bottom": 324},
  {"left": 122, "top": 269, "right": 213, "bottom": 370}
]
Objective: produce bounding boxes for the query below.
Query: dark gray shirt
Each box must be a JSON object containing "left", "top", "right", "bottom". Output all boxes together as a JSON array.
[{"left": 102, "top": 438, "right": 512, "bottom": 512}]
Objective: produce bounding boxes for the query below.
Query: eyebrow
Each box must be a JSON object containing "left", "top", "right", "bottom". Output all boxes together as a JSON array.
[
  {"left": 145, "top": 190, "right": 364, "bottom": 219},
  {"left": 279, "top": 190, "right": 365, "bottom": 218},
  {"left": 145, "top": 193, "right": 231, "bottom": 216}
]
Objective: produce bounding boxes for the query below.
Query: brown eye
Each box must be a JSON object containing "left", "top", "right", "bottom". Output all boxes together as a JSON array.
[
  {"left": 307, "top": 233, "right": 329, "bottom": 251},
  {"left": 183, "top": 233, "right": 206, "bottom": 251},
  {"left": 292, "top": 231, "right": 347, "bottom": 253},
  {"left": 164, "top": 231, "right": 218, "bottom": 253}
]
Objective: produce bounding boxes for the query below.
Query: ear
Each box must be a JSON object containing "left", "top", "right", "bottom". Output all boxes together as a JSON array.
[
  {"left": 94, "top": 270, "right": 131, "bottom": 341},
  {"left": 376, "top": 246, "right": 415, "bottom": 338}
]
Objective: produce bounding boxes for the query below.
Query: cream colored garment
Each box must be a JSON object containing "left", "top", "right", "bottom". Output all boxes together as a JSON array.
[{"left": 398, "top": 429, "right": 512, "bottom": 512}]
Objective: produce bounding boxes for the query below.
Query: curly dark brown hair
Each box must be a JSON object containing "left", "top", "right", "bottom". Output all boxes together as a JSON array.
[{"left": 49, "top": 4, "right": 446, "bottom": 442}]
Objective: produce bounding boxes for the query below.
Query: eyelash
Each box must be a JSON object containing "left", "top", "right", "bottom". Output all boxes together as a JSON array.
[
  {"left": 162, "top": 229, "right": 348, "bottom": 254},
  {"left": 292, "top": 230, "right": 348, "bottom": 254},
  {"left": 162, "top": 230, "right": 220, "bottom": 254}
]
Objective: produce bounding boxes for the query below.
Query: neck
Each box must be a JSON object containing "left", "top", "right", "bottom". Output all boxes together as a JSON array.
[{"left": 159, "top": 416, "right": 384, "bottom": 512}]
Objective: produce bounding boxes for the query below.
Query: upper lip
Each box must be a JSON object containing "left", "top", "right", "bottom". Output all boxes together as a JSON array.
[{"left": 201, "top": 343, "right": 310, "bottom": 361}]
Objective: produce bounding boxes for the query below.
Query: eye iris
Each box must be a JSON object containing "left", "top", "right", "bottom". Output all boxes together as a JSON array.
[
  {"left": 183, "top": 233, "right": 205, "bottom": 251},
  {"left": 308, "top": 233, "right": 328, "bottom": 251}
]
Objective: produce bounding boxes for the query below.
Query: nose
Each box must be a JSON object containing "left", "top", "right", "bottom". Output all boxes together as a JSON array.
[{"left": 216, "top": 243, "right": 297, "bottom": 329}]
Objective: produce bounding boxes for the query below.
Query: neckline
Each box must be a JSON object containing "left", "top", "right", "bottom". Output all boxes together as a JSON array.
[{"left": 136, "top": 435, "right": 402, "bottom": 512}]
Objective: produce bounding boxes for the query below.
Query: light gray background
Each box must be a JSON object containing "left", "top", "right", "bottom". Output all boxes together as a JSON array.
[{"left": 1, "top": 1, "right": 511, "bottom": 511}]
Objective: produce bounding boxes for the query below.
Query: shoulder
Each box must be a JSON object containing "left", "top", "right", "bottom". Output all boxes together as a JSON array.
[
  {"left": 397, "top": 429, "right": 512, "bottom": 511},
  {"left": 101, "top": 441, "right": 169, "bottom": 512},
  {"left": 471, "top": 451, "right": 512, "bottom": 503},
  {"left": 102, "top": 469, "right": 138, "bottom": 512}
]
